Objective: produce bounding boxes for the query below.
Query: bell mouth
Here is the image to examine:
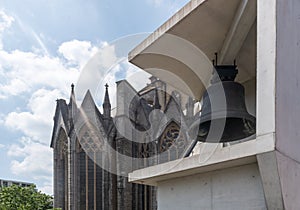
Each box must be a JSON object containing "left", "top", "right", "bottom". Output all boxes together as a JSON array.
[{"left": 198, "top": 116, "right": 256, "bottom": 143}]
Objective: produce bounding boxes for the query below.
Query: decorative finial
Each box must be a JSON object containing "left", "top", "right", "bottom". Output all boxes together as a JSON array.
[
  {"left": 103, "top": 83, "right": 111, "bottom": 118},
  {"left": 71, "top": 83, "right": 74, "bottom": 92}
]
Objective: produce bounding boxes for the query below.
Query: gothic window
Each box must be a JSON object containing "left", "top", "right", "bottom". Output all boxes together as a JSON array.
[
  {"left": 140, "top": 143, "right": 152, "bottom": 158},
  {"left": 138, "top": 133, "right": 157, "bottom": 167},
  {"left": 159, "top": 122, "right": 186, "bottom": 162},
  {"left": 160, "top": 122, "right": 180, "bottom": 152},
  {"left": 78, "top": 125, "right": 103, "bottom": 154},
  {"left": 57, "top": 130, "right": 68, "bottom": 160},
  {"left": 55, "top": 129, "right": 68, "bottom": 208},
  {"left": 79, "top": 130, "right": 103, "bottom": 154}
]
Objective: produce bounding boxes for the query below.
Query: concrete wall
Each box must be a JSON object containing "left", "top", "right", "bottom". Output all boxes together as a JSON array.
[
  {"left": 257, "top": 0, "right": 276, "bottom": 137},
  {"left": 276, "top": 152, "right": 300, "bottom": 210},
  {"left": 276, "top": 0, "right": 300, "bottom": 164},
  {"left": 157, "top": 163, "right": 266, "bottom": 210},
  {"left": 275, "top": 1, "right": 300, "bottom": 208}
]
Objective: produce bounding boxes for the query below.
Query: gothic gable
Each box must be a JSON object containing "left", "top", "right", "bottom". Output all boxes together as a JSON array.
[
  {"left": 74, "top": 90, "right": 109, "bottom": 147},
  {"left": 50, "top": 99, "right": 69, "bottom": 148}
]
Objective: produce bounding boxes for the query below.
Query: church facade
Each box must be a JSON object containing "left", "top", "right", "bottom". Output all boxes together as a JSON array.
[{"left": 50, "top": 77, "right": 197, "bottom": 210}]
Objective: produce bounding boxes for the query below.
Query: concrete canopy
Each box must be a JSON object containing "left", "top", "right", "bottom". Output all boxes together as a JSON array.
[{"left": 128, "top": 0, "right": 257, "bottom": 100}]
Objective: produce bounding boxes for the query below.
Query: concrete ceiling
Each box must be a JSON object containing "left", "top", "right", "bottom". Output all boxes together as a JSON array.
[{"left": 128, "top": 0, "right": 257, "bottom": 99}]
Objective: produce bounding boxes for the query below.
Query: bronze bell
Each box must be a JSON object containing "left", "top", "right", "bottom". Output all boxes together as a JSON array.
[{"left": 198, "top": 61, "right": 256, "bottom": 143}]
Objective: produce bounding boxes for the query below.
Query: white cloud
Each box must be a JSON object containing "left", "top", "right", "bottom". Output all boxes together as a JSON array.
[
  {"left": 7, "top": 137, "right": 53, "bottom": 194},
  {"left": 9, "top": 140, "right": 52, "bottom": 178},
  {"left": 0, "top": 13, "right": 91, "bottom": 194},
  {"left": 3, "top": 88, "right": 69, "bottom": 195},
  {"left": 0, "top": 34, "right": 120, "bottom": 195},
  {"left": 0, "top": 10, "right": 14, "bottom": 49},
  {"left": 0, "top": 10, "right": 14, "bottom": 33},
  {"left": 0, "top": 50, "right": 79, "bottom": 98},
  {"left": 0, "top": 9, "right": 149, "bottom": 195},
  {"left": 39, "top": 181, "right": 53, "bottom": 195},
  {"left": 4, "top": 88, "right": 65, "bottom": 144},
  {"left": 75, "top": 41, "right": 119, "bottom": 100},
  {"left": 58, "top": 39, "right": 98, "bottom": 69},
  {"left": 0, "top": 78, "right": 30, "bottom": 96}
]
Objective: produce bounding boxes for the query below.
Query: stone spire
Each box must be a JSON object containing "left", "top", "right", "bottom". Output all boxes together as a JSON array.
[
  {"left": 154, "top": 88, "right": 161, "bottom": 109},
  {"left": 103, "top": 83, "right": 111, "bottom": 118},
  {"left": 68, "top": 83, "right": 77, "bottom": 128},
  {"left": 69, "top": 83, "right": 75, "bottom": 102}
]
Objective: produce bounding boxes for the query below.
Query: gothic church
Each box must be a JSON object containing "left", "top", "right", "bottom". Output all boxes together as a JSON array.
[{"left": 50, "top": 77, "right": 197, "bottom": 209}]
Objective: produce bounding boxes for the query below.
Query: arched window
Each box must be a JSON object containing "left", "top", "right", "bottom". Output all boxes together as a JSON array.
[
  {"left": 139, "top": 133, "right": 157, "bottom": 167},
  {"left": 159, "top": 122, "right": 186, "bottom": 163},
  {"left": 54, "top": 128, "right": 68, "bottom": 210},
  {"left": 78, "top": 124, "right": 104, "bottom": 154},
  {"left": 56, "top": 129, "right": 68, "bottom": 159}
]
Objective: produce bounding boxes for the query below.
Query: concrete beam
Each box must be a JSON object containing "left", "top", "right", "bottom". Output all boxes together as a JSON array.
[
  {"left": 129, "top": 136, "right": 275, "bottom": 186},
  {"left": 219, "top": 0, "right": 256, "bottom": 64}
]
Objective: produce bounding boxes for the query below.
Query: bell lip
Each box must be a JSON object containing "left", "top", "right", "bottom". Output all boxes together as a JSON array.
[
  {"left": 199, "top": 111, "right": 256, "bottom": 124},
  {"left": 197, "top": 113, "right": 256, "bottom": 143}
]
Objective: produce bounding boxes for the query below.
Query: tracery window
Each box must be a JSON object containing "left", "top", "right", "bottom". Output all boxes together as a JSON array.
[
  {"left": 140, "top": 143, "right": 152, "bottom": 158},
  {"left": 57, "top": 130, "right": 68, "bottom": 159},
  {"left": 160, "top": 122, "right": 184, "bottom": 151},
  {"left": 80, "top": 131, "right": 103, "bottom": 153},
  {"left": 159, "top": 122, "right": 186, "bottom": 162},
  {"left": 59, "top": 140, "right": 68, "bottom": 157},
  {"left": 78, "top": 125, "right": 104, "bottom": 154}
]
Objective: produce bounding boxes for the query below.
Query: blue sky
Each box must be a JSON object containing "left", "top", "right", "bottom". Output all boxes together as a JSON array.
[{"left": 0, "top": 0, "right": 189, "bottom": 194}]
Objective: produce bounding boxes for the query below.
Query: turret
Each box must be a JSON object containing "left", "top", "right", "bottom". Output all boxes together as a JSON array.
[
  {"left": 68, "top": 83, "right": 77, "bottom": 128},
  {"left": 103, "top": 83, "right": 111, "bottom": 119}
]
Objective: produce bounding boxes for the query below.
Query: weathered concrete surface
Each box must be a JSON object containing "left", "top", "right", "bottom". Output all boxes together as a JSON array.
[
  {"left": 157, "top": 163, "right": 266, "bottom": 210},
  {"left": 276, "top": 0, "right": 300, "bottom": 164},
  {"left": 276, "top": 151, "right": 300, "bottom": 210},
  {"left": 129, "top": 136, "right": 274, "bottom": 186},
  {"left": 257, "top": 152, "right": 284, "bottom": 210},
  {"left": 128, "top": 0, "right": 256, "bottom": 100},
  {"left": 257, "top": 0, "right": 276, "bottom": 137},
  {"left": 275, "top": 0, "right": 300, "bottom": 209}
]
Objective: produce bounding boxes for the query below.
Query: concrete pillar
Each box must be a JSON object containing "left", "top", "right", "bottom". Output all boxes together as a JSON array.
[{"left": 257, "top": 152, "right": 284, "bottom": 209}]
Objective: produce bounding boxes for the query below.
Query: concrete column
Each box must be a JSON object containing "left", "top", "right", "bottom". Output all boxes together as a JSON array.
[
  {"left": 257, "top": 0, "right": 276, "bottom": 137},
  {"left": 257, "top": 152, "right": 284, "bottom": 210}
]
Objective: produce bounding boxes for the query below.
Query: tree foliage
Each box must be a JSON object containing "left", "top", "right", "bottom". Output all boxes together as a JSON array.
[{"left": 0, "top": 184, "right": 53, "bottom": 210}]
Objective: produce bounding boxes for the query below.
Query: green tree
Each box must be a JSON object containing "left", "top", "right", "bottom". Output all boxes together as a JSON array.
[{"left": 0, "top": 184, "right": 53, "bottom": 210}]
